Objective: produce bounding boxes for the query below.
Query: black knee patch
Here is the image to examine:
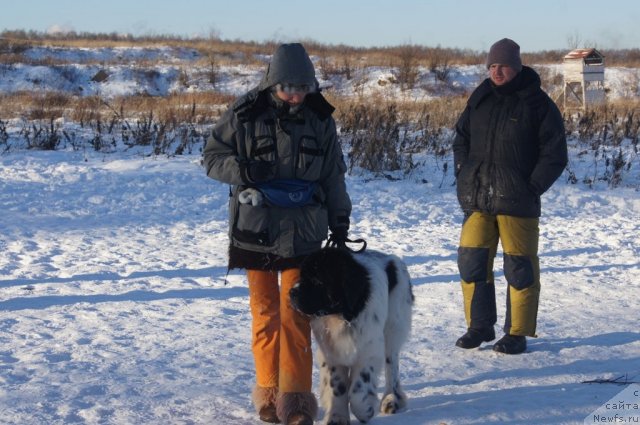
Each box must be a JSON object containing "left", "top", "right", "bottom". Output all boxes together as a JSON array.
[
  {"left": 504, "top": 254, "right": 534, "bottom": 290},
  {"left": 458, "top": 247, "right": 490, "bottom": 283}
]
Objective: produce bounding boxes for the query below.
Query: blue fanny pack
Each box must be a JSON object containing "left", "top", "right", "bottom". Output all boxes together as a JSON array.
[{"left": 256, "top": 179, "right": 317, "bottom": 208}]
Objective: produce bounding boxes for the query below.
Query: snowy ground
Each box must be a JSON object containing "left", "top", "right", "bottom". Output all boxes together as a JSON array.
[
  {"left": 1, "top": 43, "right": 639, "bottom": 425},
  {"left": 1, "top": 147, "right": 638, "bottom": 425}
]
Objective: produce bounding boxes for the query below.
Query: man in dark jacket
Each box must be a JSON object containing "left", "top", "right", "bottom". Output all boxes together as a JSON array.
[
  {"left": 452, "top": 38, "right": 567, "bottom": 354},
  {"left": 203, "top": 43, "right": 351, "bottom": 424}
]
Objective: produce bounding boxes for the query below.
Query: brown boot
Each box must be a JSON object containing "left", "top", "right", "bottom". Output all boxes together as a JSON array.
[
  {"left": 276, "top": 392, "right": 318, "bottom": 425},
  {"left": 252, "top": 386, "right": 280, "bottom": 423},
  {"left": 286, "top": 412, "right": 313, "bottom": 425}
]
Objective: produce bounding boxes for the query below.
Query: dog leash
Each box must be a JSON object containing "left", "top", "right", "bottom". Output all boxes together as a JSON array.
[{"left": 325, "top": 234, "right": 367, "bottom": 253}]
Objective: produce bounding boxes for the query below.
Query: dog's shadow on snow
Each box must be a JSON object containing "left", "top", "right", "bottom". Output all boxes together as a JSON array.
[
  {"left": 388, "top": 381, "right": 610, "bottom": 425},
  {"left": 0, "top": 266, "right": 247, "bottom": 311}
]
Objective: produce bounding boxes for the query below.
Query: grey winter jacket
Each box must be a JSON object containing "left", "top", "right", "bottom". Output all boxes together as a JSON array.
[{"left": 203, "top": 89, "right": 351, "bottom": 269}]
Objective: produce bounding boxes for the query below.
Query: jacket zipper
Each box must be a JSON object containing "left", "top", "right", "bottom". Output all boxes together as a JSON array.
[{"left": 485, "top": 97, "right": 504, "bottom": 212}]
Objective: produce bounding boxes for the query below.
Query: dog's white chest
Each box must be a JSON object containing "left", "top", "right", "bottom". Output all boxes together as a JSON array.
[{"left": 312, "top": 316, "right": 358, "bottom": 365}]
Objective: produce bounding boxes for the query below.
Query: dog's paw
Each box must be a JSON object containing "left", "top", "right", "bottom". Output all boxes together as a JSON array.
[
  {"left": 350, "top": 392, "right": 376, "bottom": 423},
  {"left": 380, "top": 394, "right": 400, "bottom": 414},
  {"left": 380, "top": 391, "right": 407, "bottom": 414}
]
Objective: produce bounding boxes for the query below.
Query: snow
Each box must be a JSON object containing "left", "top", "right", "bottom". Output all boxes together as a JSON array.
[
  {"left": 1, "top": 46, "right": 638, "bottom": 100},
  {"left": 1, "top": 148, "right": 638, "bottom": 425},
  {"left": 0, "top": 45, "right": 639, "bottom": 425}
]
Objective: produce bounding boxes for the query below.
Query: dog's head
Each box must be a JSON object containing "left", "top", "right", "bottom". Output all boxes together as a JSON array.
[{"left": 290, "top": 248, "right": 370, "bottom": 322}]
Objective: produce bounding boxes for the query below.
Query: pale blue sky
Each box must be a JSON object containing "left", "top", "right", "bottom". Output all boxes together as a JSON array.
[{"left": 1, "top": 0, "right": 638, "bottom": 52}]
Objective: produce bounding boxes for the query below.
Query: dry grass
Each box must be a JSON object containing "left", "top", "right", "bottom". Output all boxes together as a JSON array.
[
  {"left": 327, "top": 93, "right": 467, "bottom": 173},
  {"left": 565, "top": 99, "right": 640, "bottom": 142},
  {"left": 0, "top": 92, "right": 234, "bottom": 123},
  {"left": 5, "top": 30, "right": 640, "bottom": 67},
  {"left": 1, "top": 31, "right": 638, "bottom": 184},
  {"left": 563, "top": 98, "right": 640, "bottom": 187}
]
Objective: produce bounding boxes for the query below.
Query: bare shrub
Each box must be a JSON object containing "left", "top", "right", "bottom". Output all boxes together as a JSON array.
[
  {"left": 69, "top": 96, "right": 103, "bottom": 126},
  {"left": 534, "top": 66, "right": 564, "bottom": 100},
  {"left": 0, "top": 120, "right": 8, "bottom": 149},
  {"left": 396, "top": 44, "right": 420, "bottom": 91},
  {"left": 22, "top": 118, "right": 62, "bottom": 150},
  {"left": 317, "top": 50, "right": 335, "bottom": 81},
  {"left": 427, "top": 45, "right": 453, "bottom": 83},
  {"left": 0, "top": 36, "right": 31, "bottom": 54},
  {"left": 26, "top": 92, "right": 71, "bottom": 120},
  {"left": 333, "top": 94, "right": 466, "bottom": 174},
  {"left": 337, "top": 98, "right": 403, "bottom": 173},
  {"left": 564, "top": 100, "right": 640, "bottom": 187},
  {"left": 207, "top": 53, "right": 220, "bottom": 86},
  {"left": 341, "top": 55, "right": 353, "bottom": 81},
  {"left": 177, "top": 68, "right": 190, "bottom": 88}
]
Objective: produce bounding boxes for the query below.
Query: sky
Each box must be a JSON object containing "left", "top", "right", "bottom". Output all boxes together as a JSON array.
[{"left": 1, "top": 0, "right": 639, "bottom": 52}]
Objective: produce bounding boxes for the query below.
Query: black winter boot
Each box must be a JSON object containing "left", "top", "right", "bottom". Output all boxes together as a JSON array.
[
  {"left": 455, "top": 327, "right": 496, "bottom": 349},
  {"left": 493, "top": 334, "right": 527, "bottom": 354}
]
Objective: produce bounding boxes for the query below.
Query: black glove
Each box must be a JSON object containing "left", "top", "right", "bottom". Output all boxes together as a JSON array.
[
  {"left": 326, "top": 227, "right": 367, "bottom": 252},
  {"left": 327, "top": 227, "right": 348, "bottom": 249},
  {"left": 330, "top": 227, "right": 348, "bottom": 243},
  {"left": 240, "top": 160, "right": 276, "bottom": 184}
]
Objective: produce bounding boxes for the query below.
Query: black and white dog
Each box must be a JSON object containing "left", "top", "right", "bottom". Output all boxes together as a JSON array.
[{"left": 290, "top": 248, "right": 413, "bottom": 424}]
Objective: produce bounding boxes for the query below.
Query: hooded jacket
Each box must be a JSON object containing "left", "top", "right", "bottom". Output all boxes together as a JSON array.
[
  {"left": 452, "top": 66, "right": 568, "bottom": 218},
  {"left": 203, "top": 44, "right": 351, "bottom": 270}
]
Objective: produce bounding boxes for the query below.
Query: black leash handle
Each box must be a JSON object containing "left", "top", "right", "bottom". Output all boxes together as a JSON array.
[{"left": 325, "top": 235, "right": 367, "bottom": 253}]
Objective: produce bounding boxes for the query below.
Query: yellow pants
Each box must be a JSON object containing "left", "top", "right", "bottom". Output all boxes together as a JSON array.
[
  {"left": 247, "top": 269, "right": 312, "bottom": 392},
  {"left": 458, "top": 212, "right": 540, "bottom": 336}
]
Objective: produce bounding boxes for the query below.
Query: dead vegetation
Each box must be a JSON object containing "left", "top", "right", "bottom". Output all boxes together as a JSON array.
[{"left": 1, "top": 31, "right": 639, "bottom": 186}]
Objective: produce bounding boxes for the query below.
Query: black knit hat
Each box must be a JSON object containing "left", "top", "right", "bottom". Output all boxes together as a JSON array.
[{"left": 486, "top": 38, "right": 522, "bottom": 72}]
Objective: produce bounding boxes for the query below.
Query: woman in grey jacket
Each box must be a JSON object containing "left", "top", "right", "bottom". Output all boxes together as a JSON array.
[{"left": 203, "top": 43, "right": 351, "bottom": 425}]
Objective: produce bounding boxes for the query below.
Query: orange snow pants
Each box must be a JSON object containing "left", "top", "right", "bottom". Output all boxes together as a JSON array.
[{"left": 247, "top": 269, "right": 312, "bottom": 393}]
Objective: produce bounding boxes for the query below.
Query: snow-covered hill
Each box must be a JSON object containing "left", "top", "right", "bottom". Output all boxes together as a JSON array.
[{"left": 1, "top": 45, "right": 638, "bottom": 100}]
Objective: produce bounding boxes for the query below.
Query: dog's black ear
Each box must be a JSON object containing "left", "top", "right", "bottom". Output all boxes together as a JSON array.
[
  {"left": 341, "top": 255, "right": 370, "bottom": 322},
  {"left": 342, "top": 287, "right": 366, "bottom": 322}
]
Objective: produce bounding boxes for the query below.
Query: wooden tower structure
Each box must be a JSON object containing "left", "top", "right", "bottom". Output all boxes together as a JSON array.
[{"left": 563, "top": 48, "right": 605, "bottom": 110}]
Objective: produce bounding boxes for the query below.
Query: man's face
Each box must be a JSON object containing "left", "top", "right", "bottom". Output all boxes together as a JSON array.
[{"left": 489, "top": 64, "right": 518, "bottom": 86}]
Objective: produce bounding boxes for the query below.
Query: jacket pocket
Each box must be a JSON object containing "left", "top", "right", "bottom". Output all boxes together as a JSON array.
[
  {"left": 294, "top": 203, "right": 328, "bottom": 243},
  {"left": 250, "top": 134, "right": 277, "bottom": 163},
  {"left": 232, "top": 201, "right": 273, "bottom": 246},
  {"left": 494, "top": 166, "right": 532, "bottom": 205},
  {"left": 296, "top": 135, "right": 324, "bottom": 180},
  {"left": 456, "top": 159, "right": 481, "bottom": 209}
]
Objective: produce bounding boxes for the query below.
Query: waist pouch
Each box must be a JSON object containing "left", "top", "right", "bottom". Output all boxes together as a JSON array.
[{"left": 256, "top": 179, "right": 317, "bottom": 208}]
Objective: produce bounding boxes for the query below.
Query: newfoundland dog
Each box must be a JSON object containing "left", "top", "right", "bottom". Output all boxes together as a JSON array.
[{"left": 289, "top": 248, "right": 413, "bottom": 424}]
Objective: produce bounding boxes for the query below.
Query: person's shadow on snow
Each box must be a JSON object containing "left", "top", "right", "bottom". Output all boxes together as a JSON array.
[{"left": 529, "top": 331, "right": 640, "bottom": 353}]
